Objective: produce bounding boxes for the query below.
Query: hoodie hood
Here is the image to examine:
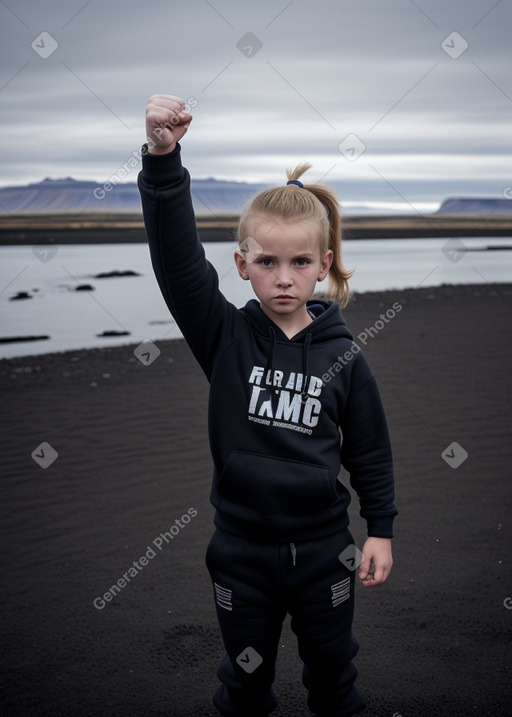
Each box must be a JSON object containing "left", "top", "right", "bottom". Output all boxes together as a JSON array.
[{"left": 241, "top": 298, "right": 354, "bottom": 345}]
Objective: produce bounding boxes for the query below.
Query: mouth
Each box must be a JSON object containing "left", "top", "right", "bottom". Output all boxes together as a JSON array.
[{"left": 275, "top": 294, "right": 295, "bottom": 300}]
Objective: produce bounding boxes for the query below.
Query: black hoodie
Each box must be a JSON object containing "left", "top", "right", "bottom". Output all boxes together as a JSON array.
[{"left": 138, "top": 144, "right": 397, "bottom": 543}]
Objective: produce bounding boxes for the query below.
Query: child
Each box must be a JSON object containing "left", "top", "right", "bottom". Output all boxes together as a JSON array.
[{"left": 138, "top": 94, "right": 397, "bottom": 717}]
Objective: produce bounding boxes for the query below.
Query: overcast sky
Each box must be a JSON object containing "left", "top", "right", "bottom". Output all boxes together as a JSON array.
[{"left": 1, "top": 0, "right": 511, "bottom": 208}]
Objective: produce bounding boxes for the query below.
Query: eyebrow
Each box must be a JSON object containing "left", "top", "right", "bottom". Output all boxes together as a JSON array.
[{"left": 257, "top": 251, "right": 316, "bottom": 259}]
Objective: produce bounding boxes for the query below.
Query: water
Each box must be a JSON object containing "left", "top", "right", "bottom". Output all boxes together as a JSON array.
[{"left": 0, "top": 238, "right": 511, "bottom": 359}]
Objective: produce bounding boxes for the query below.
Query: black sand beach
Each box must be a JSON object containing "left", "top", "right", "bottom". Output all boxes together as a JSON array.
[{"left": 1, "top": 283, "right": 511, "bottom": 716}]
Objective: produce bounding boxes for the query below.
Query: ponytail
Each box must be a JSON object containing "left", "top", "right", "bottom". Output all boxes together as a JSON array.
[
  {"left": 238, "top": 164, "right": 353, "bottom": 307},
  {"left": 287, "top": 164, "right": 353, "bottom": 307}
]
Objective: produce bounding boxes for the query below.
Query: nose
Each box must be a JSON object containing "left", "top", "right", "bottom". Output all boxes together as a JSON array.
[{"left": 275, "top": 265, "right": 293, "bottom": 287}]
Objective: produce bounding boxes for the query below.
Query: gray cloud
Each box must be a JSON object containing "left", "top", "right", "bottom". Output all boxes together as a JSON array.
[{"left": 1, "top": 0, "right": 510, "bottom": 207}]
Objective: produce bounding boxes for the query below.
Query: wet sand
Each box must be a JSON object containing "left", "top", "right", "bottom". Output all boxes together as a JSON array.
[{"left": 1, "top": 283, "right": 511, "bottom": 716}]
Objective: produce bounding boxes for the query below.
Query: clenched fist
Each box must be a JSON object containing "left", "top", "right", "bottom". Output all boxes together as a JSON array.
[{"left": 145, "top": 94, "right": 193, "bottom": 155}]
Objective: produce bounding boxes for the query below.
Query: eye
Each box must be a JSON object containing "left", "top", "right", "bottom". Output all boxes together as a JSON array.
[
  {"left": 295, "top": 258, "right": 310, "bottom": 266},
  {"left": 259, "top": 258, "right": 274, "bottom": 267}
]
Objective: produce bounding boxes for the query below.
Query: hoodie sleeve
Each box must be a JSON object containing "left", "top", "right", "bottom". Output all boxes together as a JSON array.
[
  {"left": 339, "top": 354, "right": 397, "bottom": 538},
  {"left": 137, "top": 143, "right": 245, "bottom": 378}
]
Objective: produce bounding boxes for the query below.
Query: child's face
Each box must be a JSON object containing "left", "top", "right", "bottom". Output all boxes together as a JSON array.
[{"left": 234, "top": 218, "right": 333, "bottom": 325}]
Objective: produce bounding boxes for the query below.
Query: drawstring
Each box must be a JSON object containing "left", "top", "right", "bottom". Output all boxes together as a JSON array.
[
  {"left": 290, "top": 542, "right": 296, "bottom": 567},
  {"left": 264, "top": 326, "right": 277, "bottom": 387},
  {"left": 263, "top": 327, "right": 312, "bottom": 407},
  {"left": 301, "top": 333, "right": 312, "bottom": 403},
  {"left": 264, "top": 326, "right": 277, "bottom": 410}
]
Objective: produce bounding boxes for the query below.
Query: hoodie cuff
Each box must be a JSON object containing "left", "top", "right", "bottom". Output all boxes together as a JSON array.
[
  {"left": 366, "top": 515, "right": 395, "bottom": 539},
  {"left": 140, "top": 142, "right": 184, "bottom": 189}
]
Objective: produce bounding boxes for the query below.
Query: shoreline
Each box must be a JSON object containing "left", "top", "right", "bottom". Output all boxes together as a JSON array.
[
  {"left": 1, "top": 282, "right": 510, "bottom": 369},
  {"left": 1, "top": 212, "right": 512, "bottom": 244}
]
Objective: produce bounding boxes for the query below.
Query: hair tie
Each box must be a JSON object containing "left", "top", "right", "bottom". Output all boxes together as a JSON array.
[{"left": 287, "top": 179, "right": 303, "bottom": 188}]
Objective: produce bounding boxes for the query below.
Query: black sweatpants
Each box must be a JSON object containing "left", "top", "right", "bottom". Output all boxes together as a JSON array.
[{"left": 205, "top": 527, "right": 366, "bottom": 717}]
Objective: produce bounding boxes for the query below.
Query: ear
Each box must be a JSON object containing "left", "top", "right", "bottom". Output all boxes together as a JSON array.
[
  {"left": 234, "top": 248, "right": 250, "bottom": 280},
  {"left": 317, "top": 249, "right": 333, "bottom": 281}
]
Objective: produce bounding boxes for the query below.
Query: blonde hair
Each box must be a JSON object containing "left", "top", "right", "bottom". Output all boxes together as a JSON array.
[{"left": 237, "top": 163, "right": 353, "bottom": 307}]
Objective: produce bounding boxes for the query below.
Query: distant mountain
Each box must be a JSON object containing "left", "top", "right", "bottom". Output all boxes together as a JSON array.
[
  {"left": 436, "top": 197, "right": 512, "bottom": 215},
  {"left": 2, "top": 178, "right": 511, "bottom": 219},
  {"left": 0, "top": 176, "right": 270, "bottom": 216}
]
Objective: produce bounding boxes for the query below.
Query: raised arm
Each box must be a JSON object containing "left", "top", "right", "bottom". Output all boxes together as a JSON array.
[{"left": 138, "top": 94, "right": 245, "bottom": 378}]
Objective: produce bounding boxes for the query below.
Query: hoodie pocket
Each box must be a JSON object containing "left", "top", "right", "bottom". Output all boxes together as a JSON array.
[{"left": 215, "top": 450, "right": 335, "bottom": 522}]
